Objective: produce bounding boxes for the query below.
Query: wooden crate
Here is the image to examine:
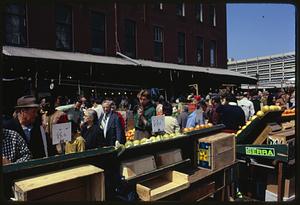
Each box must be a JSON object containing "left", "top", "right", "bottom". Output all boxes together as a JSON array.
[
  {"left": 198, "top": 132, "right": 235, "bottom": 171},
  {"left": 268, "top": 127, "right": 295, "bottom": 144},
  {"left": 121, "top": 155, "right": 156, "bottom": 179},
  {"left": 155, "top": 148, "right": 182, "bottom": 168},
  {"left": 136, "top": 170, "right": 189, "bottom": 201},
  {"left": 13, "top": 164, "right": 105, "bottom": 201}
]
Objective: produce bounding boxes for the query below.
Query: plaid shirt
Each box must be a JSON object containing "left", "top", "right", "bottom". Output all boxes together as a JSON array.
[{"left": 2, "top": 129, "right": 32, "bottom": 163}]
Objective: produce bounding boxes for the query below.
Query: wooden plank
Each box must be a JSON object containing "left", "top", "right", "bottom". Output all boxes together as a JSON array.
[
  {"left": 180, "top": 181, "right": 215, "bottom": 201},
  {"left": 155, "top": 149, "right": 182, "bottom": 168},
  {"left": 184, "top": 163, "right": 236, "bottom": 184},
  {"left": 253, "top": 126, "right": 271, "bottom": 145},
  {"left": 36, "top": 186, "right": 87, "bottom": 201},
  {"left": 89, "top": 173, "right": 105, "bottom": 201},
  {"left": 136, "top": 171, "right": 189, "bottom": 201},
  {"left": 277, "top": 162, "right": 284, "bottom": 202},
  {"left": 198, "top": 132, "right": 233, "bottom": 143},
  {"left": 213, "top": 149, "right": 236, "bottom": 171},
  {"left": 121, "top": 155, "right": 156, "bottom": 179},
  {"left": 13, "top": 165, "right": 105, "bottom": 201},
  {"left": 15, "top": 177, "right": 86, "bottom": 201},
  {"left": 14, "top": 165, "right": 103, "bottom": 192}
]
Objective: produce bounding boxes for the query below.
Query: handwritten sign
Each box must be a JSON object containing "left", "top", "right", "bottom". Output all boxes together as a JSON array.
[
  {"left": 151, "top": 115, "right": 165, "bottom": 133},
  {"left": 51, "top": 122, "right": 72, "bottom": 145}
]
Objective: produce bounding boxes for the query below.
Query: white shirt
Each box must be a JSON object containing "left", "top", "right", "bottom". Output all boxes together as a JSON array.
[
  {"left": 91, "top": 104, "right": 104, "bottom": 120},
  {"left": 164, "top": 116, "right": 180, "bottom": 134},
  {"left": 237, "top": 97, "right": 255, "bottom": 121},
  {"left": 101, "top": 112, "right": 111, "bottom": 138}
]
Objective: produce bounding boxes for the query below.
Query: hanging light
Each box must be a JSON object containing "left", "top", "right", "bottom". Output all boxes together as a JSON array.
[
  {"left": 112, "top": 92, "right": 114, "bottom": 95},
  {"left": 105, "top": 92, "right": 107, "bottom": 95},
  {"left": 124, "top": 92, "right": 127, "bottom": 95},
  {"left": 118, "top": 92, "right": 121, "bottom": 95}
]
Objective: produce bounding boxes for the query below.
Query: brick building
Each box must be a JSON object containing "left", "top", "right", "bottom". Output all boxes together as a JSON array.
[{"left": 2, "top": 1, "right": 255, "bottom": 113}]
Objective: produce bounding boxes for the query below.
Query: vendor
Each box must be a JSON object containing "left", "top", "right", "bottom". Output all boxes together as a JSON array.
[{"left": 133, "top": 89, "right": 156, "bottom": 140}]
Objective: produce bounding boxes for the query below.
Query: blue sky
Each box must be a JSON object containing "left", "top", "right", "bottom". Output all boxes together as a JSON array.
[{"left": 226, "top": 4, "right": 295, "bottom": 60}]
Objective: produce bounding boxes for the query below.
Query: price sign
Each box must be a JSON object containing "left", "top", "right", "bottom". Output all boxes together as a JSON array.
[
  {"left": 151, "top": 115, "right": 165, "bottom": 133},
  {"left": 51, "top": 122, "right": 72, "bottom": 145}
]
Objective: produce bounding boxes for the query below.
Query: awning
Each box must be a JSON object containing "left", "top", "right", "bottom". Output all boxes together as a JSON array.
[
  {"left": 2, "top": 46, "right": 136, "bottom": 66},
  {"left": 138, "top": 59, "right": 257, "bottom": 82},
  {"left": 3, "top": 46, "right": 256, "bottom": 83}
]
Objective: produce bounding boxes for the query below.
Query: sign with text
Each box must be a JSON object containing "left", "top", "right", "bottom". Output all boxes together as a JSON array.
[
  {"left": 245, "top": 147, "right": 275, "bottom": 157},
  {"left": 51, "top": 122, "right": 72, "bottom": 145},
  {"left": 151, "top": 115, "right": 165, "bottom": 133}
]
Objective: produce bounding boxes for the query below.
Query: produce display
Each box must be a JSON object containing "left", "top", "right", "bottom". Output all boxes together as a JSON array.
[
  {"left": 125, "top": 129, "right": 135, "bottom": 141},
  {"left": 235, "top": 105, "right": 281, "bottom": 137},
  {"left": 281, "top": 108, "right": 295, "bottom": 117},
  {"left": 125, "top": 131, "right": 182, "bottom": 148},
  {"left": 182, "top": 123, "right": 213, "bottom": 133},
  {"left": 124, "top": 123, "right": 214, "bottom": 148}
]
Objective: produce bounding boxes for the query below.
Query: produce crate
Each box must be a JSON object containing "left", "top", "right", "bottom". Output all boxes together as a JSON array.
[
  {"left": 120, "top": 155, "right": 157, "bottom": 180},
  {"left": 155, "top": 148, "right": 182, "bottom": 168},
  {"left": 268, "top": 127, "right": 295, "bottom": 144},
  {"left": 197, "top": 132, "right": 235, "bottom": 170},
  {"left": 13, "top": 164, "right": 105, "bottom": 201},
  {"left": 136, "top": 170, "right": 189, "bottom": 201}
]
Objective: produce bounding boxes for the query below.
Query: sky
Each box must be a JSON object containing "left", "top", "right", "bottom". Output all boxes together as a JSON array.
[{"left": 226, "top": 4, "right": 295, "bottom": 60}]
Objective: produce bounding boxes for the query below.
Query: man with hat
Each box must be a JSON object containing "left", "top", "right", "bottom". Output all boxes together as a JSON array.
[{"left": 3, "top": 95, "right": 54, "bottom": 159}]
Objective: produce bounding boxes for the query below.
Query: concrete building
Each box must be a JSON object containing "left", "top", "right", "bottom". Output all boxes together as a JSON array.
[{"left": 228, "top": 52, "right": 295, "bottom": 89}]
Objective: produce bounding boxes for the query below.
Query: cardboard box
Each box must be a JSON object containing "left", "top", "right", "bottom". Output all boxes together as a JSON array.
[
  {"left": 198, "top": 132, "right": 235, "bottom": 170},
  {"left": 266, "top": 174, "right": 295, "bottom": 198},
  {"left": 265, "top": 190, "right": 295, "bottom": 201},
  {"left": 136, "top": 170, "right": 189, "bottom": 201},
  {"left": 121, "top": 155, "right": 157, "bottom": 179},
  {"left": 155, "top": 148, "right": 182, "bottom": 168},
  {"left": 13, "top": 164, "right": 105, "bottom": 201}
]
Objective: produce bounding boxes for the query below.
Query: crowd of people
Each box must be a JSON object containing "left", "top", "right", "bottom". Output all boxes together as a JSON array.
[{"left": 2, "top": 87, "right": 295, "bottom": 165}]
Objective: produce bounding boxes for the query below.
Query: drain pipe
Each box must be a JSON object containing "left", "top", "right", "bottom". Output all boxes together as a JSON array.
[{"left": 114, "top": 2, "right": 120, "bottom": 53}]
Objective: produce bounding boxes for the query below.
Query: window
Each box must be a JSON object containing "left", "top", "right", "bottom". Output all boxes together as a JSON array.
[
  {"left": 178, "top": 32, "right": 185, "bottom": 64},
  {"left": 196, "top": 37, "right": 204, "bottom": 65},
  {"left": 91, "top": 12, "right": 105, "bottom": 54},
  {"left": 209, "top": 5, "right": 216, "bottom": 27},
  {"left": 56, "top": 5, "right": 72, "bottom": 50},
  {"left": 195, "top": 3, "right": 203, "bottom": 22},
  {"left": 210, "top": 40, "right": 217, "bottom": 67},
  {"left": 154, "top": 27, "right": 163, "bottom": 61},
  {"left": 4, "top": 3, "right": 27, "bottom": 46},
  {"left": 124, "top": 19, "right": 136, "bottom": 58},
  {"left": 176, "top": 3, "right": 185, "bottom": 16}
]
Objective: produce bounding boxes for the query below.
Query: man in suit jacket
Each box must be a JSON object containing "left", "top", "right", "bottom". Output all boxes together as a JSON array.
[
  {"left": 3, "top": 95, "right": 56, "bottom": 159},
  {"left": 99, "top": 100, "right": 125, "bottom": 146}
]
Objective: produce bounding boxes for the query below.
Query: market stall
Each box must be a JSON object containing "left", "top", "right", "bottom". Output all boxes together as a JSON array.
[
  {"left": 235, "top": 106, "right": 296, "bottom": 201},
  {"left": 2, "top": 124, "right": 238, "bottom": 202}
]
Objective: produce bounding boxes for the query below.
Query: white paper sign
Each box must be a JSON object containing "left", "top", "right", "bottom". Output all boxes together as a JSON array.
[
  {"left": 51, "top": 122, "right": 72, "bottom": 145},
  {"left": 151, "top": 115, "right": 165, "bottom": 133}
]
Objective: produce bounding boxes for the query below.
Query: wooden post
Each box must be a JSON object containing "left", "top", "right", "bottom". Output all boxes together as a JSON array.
[{"left": 277, "top": 162, "right": 284, "bottom": 201}]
